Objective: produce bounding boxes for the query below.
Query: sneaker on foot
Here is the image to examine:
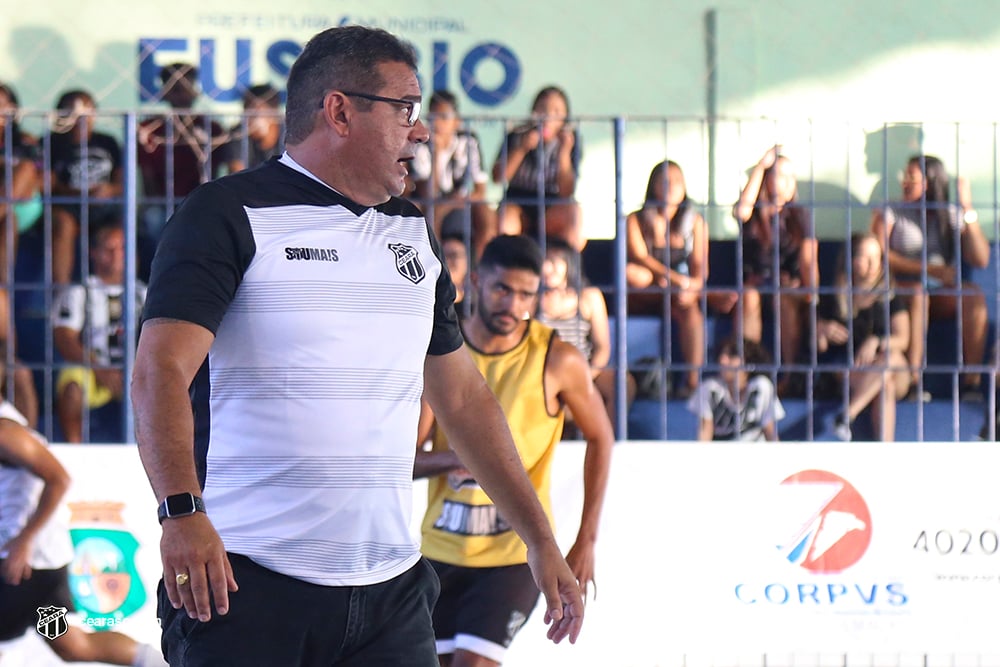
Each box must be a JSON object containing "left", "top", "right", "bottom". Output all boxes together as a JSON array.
[
  {"left": 904, "top": 386, "right": 932, "bottom": 403},
  {"left": 833, "top": 413, "right": 852, "bottom": 441}
]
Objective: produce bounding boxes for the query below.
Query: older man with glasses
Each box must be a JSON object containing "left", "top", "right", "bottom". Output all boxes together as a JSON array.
[{"left": 132, "top": 25, "right": 584, "bottom": 666}]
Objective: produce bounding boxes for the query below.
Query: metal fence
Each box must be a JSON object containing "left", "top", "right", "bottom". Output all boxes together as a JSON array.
[{"left": 2, "top": 108, "right": 999, "bottom": 442}]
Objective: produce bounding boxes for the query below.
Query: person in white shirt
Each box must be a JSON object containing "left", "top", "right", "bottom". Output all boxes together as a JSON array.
[{"left": 0, "top": 395, "right": 165, "bottom": 665}]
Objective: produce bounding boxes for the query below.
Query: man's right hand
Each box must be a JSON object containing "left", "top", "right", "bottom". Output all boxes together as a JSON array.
[
  {"left": 160, "top": 513, "right": 238, "bottom": 622},
  {"left": 526, "top": 540, "right": 585, "bottom": 645}
]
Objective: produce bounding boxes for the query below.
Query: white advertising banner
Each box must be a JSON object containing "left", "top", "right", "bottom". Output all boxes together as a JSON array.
[{"left": 3, "top": 442, "right": 999, "bottom": 666}]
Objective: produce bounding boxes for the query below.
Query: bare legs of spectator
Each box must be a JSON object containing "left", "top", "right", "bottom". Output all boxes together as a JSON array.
[
  {"left": 674, "top": 295, "right": 704, "bottom": 396},
  {"left": 499, "top": 201, "right": 585, "bottom": 251},
  {"left": 842, "top": 348, "right": 911, "bottom": 442},
  {"left": 904, "top": 284, "right": 926, "bottom": 390},
  {"left": 741, "top": 287, "right": 763, "bottom": 343},
  {"left": 57, "top": 379, "right": 84, "bottom": 443},
  {"left": 497, "top": 201, "right": 522, "bottom": 236},
  {"left": 777, "top": 292, "right": 808, "bottom": 391},
  {"left": 706, "top": 290, "right": 739, "bottom": 319},
  {"left": 52, "top": 206, "right": 80, "bottom": 284}
]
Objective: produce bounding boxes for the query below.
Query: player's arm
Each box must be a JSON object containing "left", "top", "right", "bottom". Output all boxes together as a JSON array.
[
  {"left": 0, "top": 421, "right": 71, "bottom": 585},
  {"left": 132, "top": 319, "right": 213, "bottom": 518},
  {"left": 132, "top": 319, "right": 238, "bottom": 621},
  {"left": 548, "top": 340, "right": 613, "bottom": 598},
  {"left": 424, "top": 347, "right": 584, "bottom": 644}
]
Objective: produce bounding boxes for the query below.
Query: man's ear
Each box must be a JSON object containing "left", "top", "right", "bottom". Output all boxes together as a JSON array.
[{"left": 320, "top": 91, "right": 351, "bottom": 137}]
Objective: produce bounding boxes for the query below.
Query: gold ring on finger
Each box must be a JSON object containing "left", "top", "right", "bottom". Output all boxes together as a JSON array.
[{"left": 175, "top": 572, "right": 190, "bottom": 586}]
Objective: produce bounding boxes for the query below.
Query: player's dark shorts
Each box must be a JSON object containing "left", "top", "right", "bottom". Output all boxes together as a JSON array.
[
  {"left": 0, "top": 563, "right": 75, "bottom": 641},
  {"left": 158, "top": 552, "right": 440, "bottom": 667},
  {"left": 429, "top": 560, "right": 540, "bottom": 662}
]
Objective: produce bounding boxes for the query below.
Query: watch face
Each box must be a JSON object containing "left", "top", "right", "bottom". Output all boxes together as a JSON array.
[{"left": 165, "top": 494, "right": 196, "bottom": 516}]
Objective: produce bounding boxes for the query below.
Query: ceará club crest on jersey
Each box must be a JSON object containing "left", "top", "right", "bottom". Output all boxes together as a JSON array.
[{"left": 388, "top": 242, "right": 426, "bottom": 284}]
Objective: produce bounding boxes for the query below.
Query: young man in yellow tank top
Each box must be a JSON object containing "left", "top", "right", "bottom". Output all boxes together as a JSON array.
[{"left": 415, "top": 234, "right": 614, "bottom": 666}]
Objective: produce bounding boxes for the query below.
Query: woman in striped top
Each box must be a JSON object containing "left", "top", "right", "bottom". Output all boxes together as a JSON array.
[
  {"left": 493, "top": 86, "right": 583, "bottom": 250},
  {"left": 538, "top": 238, "right": 635, "bottom": 429},
  {"left": 870, "top": 155, "right": 990, "bottom": 400}
]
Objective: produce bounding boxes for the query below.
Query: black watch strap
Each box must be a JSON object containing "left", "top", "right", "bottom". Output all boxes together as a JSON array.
[{"left": 157, "top": 493, "right": 206, "bottom": 524}]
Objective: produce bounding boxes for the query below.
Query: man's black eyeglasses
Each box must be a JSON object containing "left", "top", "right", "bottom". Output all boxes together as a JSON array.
[{"left": 336, "top": 91, "right": 421, "bottom": 127}]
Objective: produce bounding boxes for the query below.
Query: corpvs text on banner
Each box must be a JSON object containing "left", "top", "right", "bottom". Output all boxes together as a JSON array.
[{"left": 7, "top": 443, "right": 1000, "bottom": 665}]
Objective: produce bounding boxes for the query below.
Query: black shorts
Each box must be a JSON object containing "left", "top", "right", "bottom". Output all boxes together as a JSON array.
[
  {"left": 0, "top": 563, "right": 75, "bottom": 641},
  {"left": 158, "top": 553, "right": 440, "bottom": 667},
  {"left": 429, "top": 560, "right": 540, "bottom": 662}
]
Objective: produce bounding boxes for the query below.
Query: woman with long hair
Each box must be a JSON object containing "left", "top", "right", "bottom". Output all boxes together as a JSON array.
[
  {"left": 492, "top": 86, "right": 583, "bottom": 250},
  {"left": 539, "top": 237, "right": 635, "bottom": 428},
  {"left": 817, "top": 233, "right": 912, "bottom": 441},
  {"left": 734, "top": 145, "right": 818, "bottom": 397},
  {"left": 626, "top": 160, "right": 718, "bottom": 397},
  {"left": 870, "top": 154, "right": 989, "bottom": 400}
]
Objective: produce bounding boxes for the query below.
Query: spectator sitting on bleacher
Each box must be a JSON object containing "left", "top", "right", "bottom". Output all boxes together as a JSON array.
[
  {"left": 539, "top": 237, "right": 635, "bottom": 432},
  {"left": 687, "top": 337, "right": 784, "bottom": 441},
  {"left": 817, "top": 233, "right": 912, "bottom": 442},
  {"left": 409, "top": 89, "right": 496, "bottom": 260},
  {"left": 493, "top": 85, "right": 584, "bottom": 250},
  {"left": 0, "top": 83, "right": 41, "bottom": 243},
  {"left": 137, "top": 62, "right": 227, "bottom": 243},
  {"left": 48, "top": 89, "right": 124, "bottom": 285},
  {"left": 52, "top": 223, "right": 146, "bottom": 443},
  {"left": 870, "top": 154, "right": 989, "bottom": 401},
  {"left": 0, "top": 83, "right": 41, "bottom": 426},
  {"left": 216, "top": 83, "right": 284, "bottom": 176},
  {"left": 626, "top": 159, "right": 727, "bottom": 397},
  {"left": 734, "top": 145, "right": 818, "bottom": 398}
]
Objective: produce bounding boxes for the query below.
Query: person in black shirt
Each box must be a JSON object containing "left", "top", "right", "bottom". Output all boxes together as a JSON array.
[
  {"left": 48, "top": 89, "right": 123, "bottom": 284},
  {"left": 817, "top": 232, "right": 912, "bottom": 441}
]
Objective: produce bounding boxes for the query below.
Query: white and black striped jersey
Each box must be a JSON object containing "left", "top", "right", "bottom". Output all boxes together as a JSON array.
[
  {"left": 142, "top": 153, "right": 463, "bottom": 586},
  {"left": 686, "top": 375, "right": 785, "bottom": 441}
]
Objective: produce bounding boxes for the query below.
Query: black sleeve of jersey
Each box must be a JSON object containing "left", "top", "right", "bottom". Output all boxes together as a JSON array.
[
  {"left": 423, "top": 216, "right": 464, "bottom": 356},
  {"left": 141, "top": 181, "right": 256, "bottom": 334}
]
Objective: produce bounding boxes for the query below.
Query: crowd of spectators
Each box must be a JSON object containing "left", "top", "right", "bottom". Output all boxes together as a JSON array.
[{"left": 0, "top": 66, "right": 996, "bottom": 443}]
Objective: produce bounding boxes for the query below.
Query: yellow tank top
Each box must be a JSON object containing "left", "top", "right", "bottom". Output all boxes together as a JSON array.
[{"left": 421, "top": 321, "right": 564, "bottom": 567}]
